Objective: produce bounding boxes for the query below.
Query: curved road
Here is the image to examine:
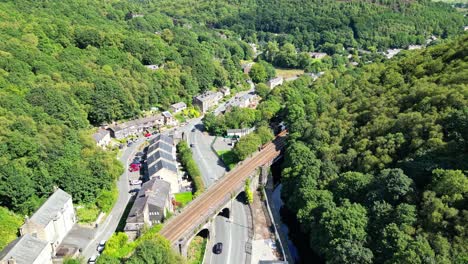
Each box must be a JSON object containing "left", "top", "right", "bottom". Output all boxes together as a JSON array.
[{"left": 81, "top": 137, "right": 146, "bottom": 259}]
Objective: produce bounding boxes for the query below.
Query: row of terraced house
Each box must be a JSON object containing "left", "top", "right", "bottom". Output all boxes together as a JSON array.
[{"left": 124, "top": 134, "right": 180, "bottom": 240}]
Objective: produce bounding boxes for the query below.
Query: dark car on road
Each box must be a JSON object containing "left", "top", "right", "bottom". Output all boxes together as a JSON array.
[{"left": 213, "top": 242, "right": 223, "bottom": 254}]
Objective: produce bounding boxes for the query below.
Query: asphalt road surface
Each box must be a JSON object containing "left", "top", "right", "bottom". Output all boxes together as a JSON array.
[
  {"left": 81, "top": 137, "right": 145, "bottom": 259},
  {"left": 187, "top": 119, "right": 227, "bottom": 187},
  {"left": 205, "top": 196, "right": 250, "bottom": 264}
]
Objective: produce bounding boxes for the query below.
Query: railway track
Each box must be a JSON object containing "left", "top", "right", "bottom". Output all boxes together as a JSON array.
[{"left": 160, "top": 131, "right": 287, "bottom": 243}]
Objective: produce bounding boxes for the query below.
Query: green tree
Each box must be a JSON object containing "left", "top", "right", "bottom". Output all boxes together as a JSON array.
[
  {"left": 249, "top": 63, "right": 267, "bottom": 83},
  {"left": 255, "top": 83, "right": 270, "bottom": 99},
  {"left": 233, "top": 133, "right": 262, "bottom": 160},
  {"left": 127, "top": 236, "right": 184, "bottom": 264}
]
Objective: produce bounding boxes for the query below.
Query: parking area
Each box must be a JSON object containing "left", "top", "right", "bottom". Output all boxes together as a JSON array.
[{"left": 58, "top": 225, "right": 95, "bottom": 254}]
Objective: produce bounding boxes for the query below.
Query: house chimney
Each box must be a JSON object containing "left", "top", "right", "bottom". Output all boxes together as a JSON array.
[{"left": 7, "top": 257, "right": 17, "bottom": 264}]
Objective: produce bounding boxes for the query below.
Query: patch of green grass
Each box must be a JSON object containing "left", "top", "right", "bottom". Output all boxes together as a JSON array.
[
  {"left": 76, "top": 204, "right": 100, "bottom": 223},
  {"left": 175, "top": 192, "right": 193, "bottom": 207},
  {"left": 217, "top": 150, "right": 239, "bottom": 170},
  {"left": 187, "top": 236, "right": 207, "bottom": 264},
  {"left": 0, "top": 207, "right": 22, "bottom": 251},
  {"left": 175, "top": 113, "right": 187, "bottom": 123}
]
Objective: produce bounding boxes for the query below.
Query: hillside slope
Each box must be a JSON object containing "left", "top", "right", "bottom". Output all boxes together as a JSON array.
[{"left": 269, "top": 35, "right": 467, "bottom": 263}]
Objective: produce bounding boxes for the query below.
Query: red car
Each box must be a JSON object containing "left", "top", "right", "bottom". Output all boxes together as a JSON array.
[
  {"left": 129, "top": 163, "right": 141, "bottom": 172},
  {"left": 144, "top": 133, "right": 151, "bottom": 137}
]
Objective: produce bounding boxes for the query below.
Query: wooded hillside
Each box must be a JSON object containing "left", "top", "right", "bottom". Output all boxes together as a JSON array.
[{"left": 270, "top": 35, "right": 467, "bottom": 263}]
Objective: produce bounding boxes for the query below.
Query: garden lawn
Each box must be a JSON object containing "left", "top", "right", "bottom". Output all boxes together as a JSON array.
[
  {"left": 175, "top": 192, "right": 193, "bottom": 207},
  {"left": 217, "top": 150, "right": 239, "bottom": 170}
]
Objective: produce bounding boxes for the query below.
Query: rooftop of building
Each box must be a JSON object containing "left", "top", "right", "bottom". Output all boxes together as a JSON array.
[
  {"left": 126, "top": 179, "right": 171, "bottom": 224},
  {"left": 0, "top": 234, "right": 50, "bottom": 264},
  {"left": 28, "top": 188, "right": 71, "bottom": 227}
]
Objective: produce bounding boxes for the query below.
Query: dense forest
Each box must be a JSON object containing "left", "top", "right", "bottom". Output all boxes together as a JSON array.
[
  {"left": 0, "top": 0, "right": 466, "bottom": 262},
  {"left": 263, "top": 35, "right": 467, "bottom": 263},
  {"left": 0, "top": 0, "right": 250, "bottom": 249},
  {"left": 156, "top": 0, "right": 466, "bottom": 50}
]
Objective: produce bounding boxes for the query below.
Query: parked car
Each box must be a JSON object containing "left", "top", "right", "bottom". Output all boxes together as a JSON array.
[
  {"left": 96, "top": 240, "right": 106, "bottom": 253},
  {"left": 135, "top": 152, "right": 144, "bottom": 157},
  {"left": 144, "top": 133, "right": 151, "bottom": 137},
  {"left": 191, "top": 128, "right": 196, "bottom": 132},
  {"left": 190, "top": 143, "right": 195, "bottom": 147},
  {"left": 88, "top": 255, "right": 98, "bottom": 264},
  {"left": 213, "top": 242, "right": 223, "bottom": 254},
  {"left": 129, "top": 188, "right": 140, "bottom": 195},
  {"left": 129, "top": 163, "right": 141, "bottom": 172},
  {"left": 127, "top": 142, "right": 133, "bottom": 147},
  {"left": 129, "top": 179, "right": 142, "bottom": 185}
]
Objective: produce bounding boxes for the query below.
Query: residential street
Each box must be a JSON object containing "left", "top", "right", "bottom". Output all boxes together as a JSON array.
[
  {"left": 80, "top": 137, "right": 146, "bottom": 259},
  {"left": 205, "top": 196, "right": 250, "bottom": 264}
]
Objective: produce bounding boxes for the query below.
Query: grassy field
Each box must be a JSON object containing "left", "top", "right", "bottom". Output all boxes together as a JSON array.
[
  {"left": 275, "top": 68, "right": 305, "bottom": 79},
  {"left": 217, "top": 150, "right": 239, "bottom": 170},
  {"left": 175, "top": 192, "right": 193, "bottom": 207},
  {"left": 187, "top": 236, "right": 207, "bottom": 264}
]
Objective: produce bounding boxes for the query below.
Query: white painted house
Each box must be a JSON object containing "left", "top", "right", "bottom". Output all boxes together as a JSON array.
[{"left": 20, "top": 189, "right": 75, "bottom": 255}]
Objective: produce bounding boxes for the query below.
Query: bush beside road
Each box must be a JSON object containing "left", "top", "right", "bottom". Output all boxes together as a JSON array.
[{"left": 177, "top": 141, "right": 205, "bottom": 197}]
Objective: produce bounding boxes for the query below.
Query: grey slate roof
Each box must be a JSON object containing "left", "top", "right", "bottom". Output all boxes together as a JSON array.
[
  {"left": 162, "top": 111, "right": 172, "bottom": 118},
  {"left": 126, "top": 179, "right": 171, "bottom": 224},
  {"left": 148, "top": 159, "right": 178, "bottom": 177},
  {"left": 147, "top": 150, "right": 175, "bottom": 166},
  {"left": 92, "top": 129, "right": 109, "bottom": 142},
  {"left": 29, "top": 189, "right": 71, "bottom": 226},
  {"left": 149, "top": 134, "right": 173, "bottom": 145},
  {"left": 0, "top": 234, "right": 50, "bottom": 264},
  {"left": 147, "top": 141, "right": 173, "bottom": 155}
]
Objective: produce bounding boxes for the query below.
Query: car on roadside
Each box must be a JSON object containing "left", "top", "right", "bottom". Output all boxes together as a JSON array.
[
  {"left": 190, "top": 143, "right": 195, "bottom": 147},
  {"left": 191, "top": 128, "right": 196, "bottom": 132},
  {"left": 88, "top": 255, "right": 98, "bottom": 264},
  {"left": 213, "top": 242, "right": 223, "bottom": 254},
  {"left": 129, "top": 179, "right": 142, "bottom": 185},
  {"left": 129, "top": 188, "right": 140, "bottom": 195},
  {"left": 127, "top": 142, "right": 133, "bottom": 147},
  {"left": 129, "top": 163, "right": 141, "bottom": 172},
  {"left": 96, "top": 240, "right": 106, "bottom": 253}
]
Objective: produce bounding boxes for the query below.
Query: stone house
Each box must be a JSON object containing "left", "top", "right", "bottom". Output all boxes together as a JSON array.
[
  {"left": 169, "top": 102, "right": 187, "bottom": 114},
  {"left": 92, "top": 129, "right": 111, "bottom": 148},
  {"left": 193, "top": 91, "right": 223, "bottom": 113},
  {"left": 0, "top": 234, "right": 53, "bottom": 264},
  {"left": 20, "top": 189, "right": 75, "bottom": 255},
  {"left": 124, "top": 179, "right": 172, "bottom": 240},
  {"left": 266, "top": 77, "right": 284, "bottom": 89},
  {"left": 108, "top": 115, "right": 165, "bottom": 139}
]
